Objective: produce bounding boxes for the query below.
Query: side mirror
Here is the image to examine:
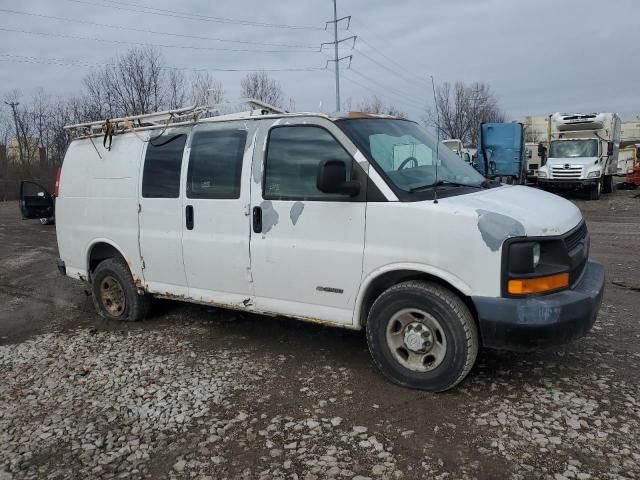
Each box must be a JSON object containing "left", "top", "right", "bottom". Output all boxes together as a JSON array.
[
  {"left": 607, "top": 141, "right": 614, "bottom": 156},
  {"left": 316, "top": 159, "right": 360, "bottom": 196},
  {"left": 537, "top": 143, "right": 546, "bottom": 157}
]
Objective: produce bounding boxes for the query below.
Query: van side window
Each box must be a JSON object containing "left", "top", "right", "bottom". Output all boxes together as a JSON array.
[
  {"left": 142, "top": 134, "right": 187, "bottom": 198},
  {"left": 264, "top": 126, "right": 354, "bottom": 200},
  {"left": 187, "top": 130, "right": 247, "bottom": 199}
]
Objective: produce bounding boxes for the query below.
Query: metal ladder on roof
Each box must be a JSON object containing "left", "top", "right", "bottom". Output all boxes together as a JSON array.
[{"left": 63, "top": 98, "right": 287, "bottom": 138}]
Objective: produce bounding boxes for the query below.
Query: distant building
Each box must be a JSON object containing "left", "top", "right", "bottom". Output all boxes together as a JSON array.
[
  {"left": 621, "top": 117, "right": 640, "bottom": 141},
  {"left": 517, "top": 116, "right": 550, "bottom": 143},
  {"left": 6, "top": 137, "right": 40, "bottom": 164}
]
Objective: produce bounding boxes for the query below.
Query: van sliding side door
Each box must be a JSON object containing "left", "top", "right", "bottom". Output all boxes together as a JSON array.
[{"left": 180, "top": 123, "right": 255, "bottom": 305}]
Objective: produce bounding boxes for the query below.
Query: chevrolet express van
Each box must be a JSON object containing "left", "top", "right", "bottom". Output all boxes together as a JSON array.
[{"left": 20, "top": 106, "right": 605, "bottom": 391}]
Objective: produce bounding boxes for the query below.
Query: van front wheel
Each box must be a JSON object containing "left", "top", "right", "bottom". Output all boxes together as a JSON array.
[
  {"left": 366, "top": 281, "right": 478, "bottom": 392},
  {"left": 91, "top": 258, "right": 150, "bottom": 321}
]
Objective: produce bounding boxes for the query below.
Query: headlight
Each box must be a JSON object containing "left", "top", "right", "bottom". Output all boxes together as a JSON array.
[
  {"left": 587, "top": 171, "right": 601, "bottom": 178},
  {"left": 508, "top": 242, "right": 541, "bottom": 273},
  {"left": 504, "top": 239, "right": 571, "bottom": 296},
  {"left": 538, "top": 171, "right": 547, "bottom": 178}
]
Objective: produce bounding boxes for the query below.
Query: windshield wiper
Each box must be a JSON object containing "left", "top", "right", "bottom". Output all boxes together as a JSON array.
[{"left": 409, "top": 180, "right": 482, "bottom": 193}]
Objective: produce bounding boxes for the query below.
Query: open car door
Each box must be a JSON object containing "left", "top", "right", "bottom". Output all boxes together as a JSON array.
[{"left": 19, "top": 181, "right": 54, "bottom": 220}]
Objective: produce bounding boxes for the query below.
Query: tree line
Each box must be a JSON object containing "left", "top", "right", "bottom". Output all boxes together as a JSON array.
[{"left": 1, "top": 45, "right": 504, "bottom": 200}]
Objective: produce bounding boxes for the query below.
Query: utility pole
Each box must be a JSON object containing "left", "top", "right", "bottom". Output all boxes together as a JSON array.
[
  {"left": 324, "top": 1, "right": 355, "bottom": 112},
  {"left": 4, "top": 101, "right": 23, "bottom": 163},
  {"left": 332, "top": 0, "right": 340, "bottom": 112}
]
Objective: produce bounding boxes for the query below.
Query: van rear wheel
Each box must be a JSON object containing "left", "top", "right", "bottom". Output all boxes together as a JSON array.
[
  {"left": 91, "top": 258, "right": 150, "bottom": 321},
  {"left": 366, "top": 281, "right": 478, "bottom": 392}
]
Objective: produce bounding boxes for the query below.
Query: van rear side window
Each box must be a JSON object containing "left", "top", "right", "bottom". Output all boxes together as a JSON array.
[
  {"left": 187, "top": 130, "right": 247, "bottom": 199},
  {"left": 142, "top": 134, "right": 187, "bottom": 198}
]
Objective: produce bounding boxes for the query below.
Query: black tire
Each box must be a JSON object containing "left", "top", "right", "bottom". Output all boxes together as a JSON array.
[
  {"left": 589, "top": 181, "right": 601, "bottom": 200},
  {"left": 91, "top": 258, "right": 150, "bottom": 321},
  {"left": 602, "top": 175, "right": 614, "bottom": 194},
  {"left": 366, "top": 281, "right": 479, "bottom": 392}
]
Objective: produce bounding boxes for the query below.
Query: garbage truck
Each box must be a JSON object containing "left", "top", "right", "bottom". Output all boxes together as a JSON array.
[
  {"left": 475, "top": 122, "right": 526, "bottom": 184},
  {"left": 537, "top": 113, "right": 621, "bottom": 200}
]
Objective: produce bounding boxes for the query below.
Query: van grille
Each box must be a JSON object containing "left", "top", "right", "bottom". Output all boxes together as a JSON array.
[
  {"left": 565, "top": 222, "right": 588, "bottom": 252},
  {"left": 551, "top": 165, "right": 583, "bottom": 179}
]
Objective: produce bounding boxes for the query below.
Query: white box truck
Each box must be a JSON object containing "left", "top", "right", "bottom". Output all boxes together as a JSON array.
[{"left": 537, "top": 113, "right": 621, "bottom": 200}]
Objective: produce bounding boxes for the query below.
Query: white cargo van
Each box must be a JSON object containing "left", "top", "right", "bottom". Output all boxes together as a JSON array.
[{"left": 21, "top": 105, "right": 605, "bottom": 391}]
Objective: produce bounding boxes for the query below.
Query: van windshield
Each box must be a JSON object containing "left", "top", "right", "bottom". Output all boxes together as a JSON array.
[
  {"left": 337, "top": 119, "right": 485, "bottom": 193},
  {"left": 549, "top": 139, "right": 598, "bottom": 158}
]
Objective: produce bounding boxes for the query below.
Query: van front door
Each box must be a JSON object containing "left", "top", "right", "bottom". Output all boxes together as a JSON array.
[
  {"left": 181, "top": 124, "right": 254, "bottom": 305},
  {"left": 138, "top": 130, "right": 189, "bottom": 295},
  {"left": 249, "top": 120, "right": 367, "bottom": 325}
]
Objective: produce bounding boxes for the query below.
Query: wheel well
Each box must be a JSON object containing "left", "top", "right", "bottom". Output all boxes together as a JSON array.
[
  {"left": 358, "top": 270, "right": 478, "bottom": 329},
  {"left": 88, "top": 243, "right": 126, "bottom": 278}
]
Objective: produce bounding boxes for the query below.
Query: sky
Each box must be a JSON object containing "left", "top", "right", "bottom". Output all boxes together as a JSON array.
[{"left": 0, "top": 0, "right": 639, "bottom": 122}]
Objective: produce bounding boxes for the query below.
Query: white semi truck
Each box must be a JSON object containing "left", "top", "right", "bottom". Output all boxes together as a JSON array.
[{"left": 537, "top": 113, "right": 621, "bottom": 200}]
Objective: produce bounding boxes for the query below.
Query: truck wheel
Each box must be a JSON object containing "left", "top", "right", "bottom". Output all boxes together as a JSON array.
[
  {"left": 589, "top": 181, "right": 601, "bottom": 200},
  {"left": 602, "top": 175, "right": 614, "bottom": 194},
  {"left": 91, "top": 258, "right": 150, "bottom": 321},
  {"left": 366, "top": 281, "right": 479, "bottom": 392}
]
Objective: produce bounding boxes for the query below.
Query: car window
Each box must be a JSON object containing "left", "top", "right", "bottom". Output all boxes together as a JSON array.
[
  {"left": 264, "top": 126, "right": 354, "bottom": 201},
  {"left": 142, "top": 134, "right": 187, "bottom": 198},
  {"left": 187, "top": 130, "right": 247, "bottom": 199}
]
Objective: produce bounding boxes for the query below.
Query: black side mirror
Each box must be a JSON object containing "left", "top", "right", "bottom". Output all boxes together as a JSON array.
[
  {"left": 537, "top": 143, "right": 546, "bottom": 157},
  {"left": 607, "top": 141, "right": 614, "bottom": 156},
  {"left": 317, "top": 159, "right": 360, "bottom": 196}
]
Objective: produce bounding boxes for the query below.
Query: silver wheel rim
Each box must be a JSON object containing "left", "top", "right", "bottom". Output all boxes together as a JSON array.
[
  {"left": 100, "top": 275, "right": 126, "bottom": 317},
  {"left": 385, "top": 308, "right": 447, "bottom": 372}
]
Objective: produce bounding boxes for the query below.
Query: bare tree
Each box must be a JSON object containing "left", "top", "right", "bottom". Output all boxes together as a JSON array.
[
  {"left": 190, "top": 71, "right": 224, "bottom": 106},
  {"left": 357, "top": 95, "right": 406, "bottom": 118},
  {"left": 425, "top": 81, "right": 504, "bottom": 147},
  {"left": 84, "top": 46, "right": 170, "bottom": 117},
  {"left": 240, "top": 71, "right": 284, "bottom": 108},
  {"left": 166, "top": 69, "right": 187, "bottom": 110}
]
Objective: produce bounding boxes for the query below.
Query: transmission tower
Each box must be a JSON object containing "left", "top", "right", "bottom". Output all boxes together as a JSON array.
[{"left": 323, "top": 0, "right": 356, "bottom": 112}]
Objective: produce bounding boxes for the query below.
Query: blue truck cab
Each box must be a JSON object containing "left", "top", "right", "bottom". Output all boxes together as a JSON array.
[{"left": 476, "top": 122, "right": 526, "bottom": 184}]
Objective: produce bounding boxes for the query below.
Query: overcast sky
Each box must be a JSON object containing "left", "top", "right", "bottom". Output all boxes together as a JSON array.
[{"left": 1, "top": 0, "right": 638, "bottom": 122}]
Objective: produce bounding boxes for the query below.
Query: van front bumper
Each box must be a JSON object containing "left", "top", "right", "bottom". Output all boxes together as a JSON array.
[{"left": 472, "top": 260, "right": 605, "bottom": 350}]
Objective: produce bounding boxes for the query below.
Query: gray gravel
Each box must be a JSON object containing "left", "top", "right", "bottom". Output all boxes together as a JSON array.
[{"left": 1, "top": 193, "right": 640, "bottom": 479}]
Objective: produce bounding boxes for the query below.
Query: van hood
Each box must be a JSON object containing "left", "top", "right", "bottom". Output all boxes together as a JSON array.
[{"left": 441, "top": 185, "right": 583, "bottom": 237}]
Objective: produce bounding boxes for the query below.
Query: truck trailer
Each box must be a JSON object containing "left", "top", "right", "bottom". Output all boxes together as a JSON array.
[
  {"left": 475, "top": 122, "right": 526, "bottom": 184},
  {"left": 537, "top": 113, "right": 621, "bottom": 200}
]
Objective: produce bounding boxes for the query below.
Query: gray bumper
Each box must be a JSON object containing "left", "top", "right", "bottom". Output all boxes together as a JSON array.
[{"left": 472, "top": 260, "right": 605, "bottom": 350}]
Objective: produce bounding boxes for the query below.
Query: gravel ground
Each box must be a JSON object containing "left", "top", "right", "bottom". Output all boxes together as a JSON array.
[{"left": 1, "top": 190, "right": 639, "bottom": 479}]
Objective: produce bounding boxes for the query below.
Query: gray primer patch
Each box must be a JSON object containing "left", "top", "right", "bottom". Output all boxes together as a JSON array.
[
  {"left": 260, "top": 200, "right": 279, "bottom": 234},
  {"left": 289, "top": 201, "right": 305, "bottom": 226},
  {"left": 252, "top": 158, "right": 263, "bottom": 184},
  {"left": 476, "top": 209, "right": 525, "bottom": 251}
]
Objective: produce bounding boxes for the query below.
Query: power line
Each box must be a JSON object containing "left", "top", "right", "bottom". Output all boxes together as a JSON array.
[
  {"left": 341, "top": 71, "right": 423, "bottom": 115},
  {"left": 66, "top": 0, "right": 325, "bottom": 31},
  {"left": 0, "top": 53, "right": 326, "bottom": 72},
  {"left": 349, "top": 68, "right": 422, "bottom": 105},
  {"left": 0, "top": 8, "right": 319, "bottom": 50},
  {"left": 0, "top": 27, "right": 317, "bottom": 54},
  {"left": 357, "top": 36, "right": 430, "bottom": 87},
  {"left": 353, "top": 47, "right": 426, "bottom": 92}
]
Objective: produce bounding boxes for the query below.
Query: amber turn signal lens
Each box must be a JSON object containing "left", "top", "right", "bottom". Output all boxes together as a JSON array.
[{"left": 508, "top": 273, "right": 569, "bottom": 295}]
